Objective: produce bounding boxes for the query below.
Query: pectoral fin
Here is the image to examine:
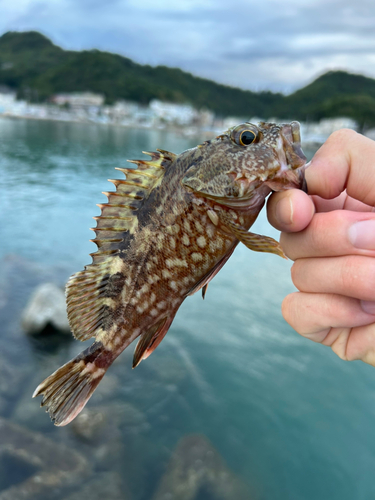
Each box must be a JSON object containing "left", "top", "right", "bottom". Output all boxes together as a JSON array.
[{"left": 218, "top": 213, "right": 287, "bottom": 259}]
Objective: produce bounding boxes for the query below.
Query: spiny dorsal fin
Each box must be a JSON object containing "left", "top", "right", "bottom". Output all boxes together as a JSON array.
[
  {"left": 66, "top": 150, "right": 176, "bottom": 343},
  {"left": 90, "top": 149, "right": 176, "bottom": 265}
]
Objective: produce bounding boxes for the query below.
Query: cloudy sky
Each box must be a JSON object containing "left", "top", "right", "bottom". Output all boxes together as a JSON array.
[{"left": 1, "top": 0, "right": 375, "bottom": 93}]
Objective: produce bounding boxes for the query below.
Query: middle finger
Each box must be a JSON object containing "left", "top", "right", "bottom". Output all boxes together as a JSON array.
[
  {"left": 292, "top": 255, "right": 375, "bottom": 302},
  {"left": 281, "top": 210, "right": 375, "bottom": 260}
]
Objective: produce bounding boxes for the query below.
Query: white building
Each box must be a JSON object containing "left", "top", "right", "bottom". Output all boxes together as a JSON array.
[
  {"left": 0, "top": 86, "right": 17, "bottom": 113},
  {"left": 301, "top": 117, "right": 358, "bottom": 144},
  {"left": 149, "top": 99, "right": 198, "bottom": 126},
  {"left": 51, "top": 92, "right": 105, "bottom": 109}
]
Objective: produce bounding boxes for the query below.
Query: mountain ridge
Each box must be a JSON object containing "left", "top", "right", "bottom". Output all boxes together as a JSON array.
[{"left": 1, "top": 31, "right": 375, "bottom": 128}]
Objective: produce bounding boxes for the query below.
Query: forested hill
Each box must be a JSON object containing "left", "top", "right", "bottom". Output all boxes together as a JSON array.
[{"left": 1, "top": 31, "right": 375, "bottom": 128}]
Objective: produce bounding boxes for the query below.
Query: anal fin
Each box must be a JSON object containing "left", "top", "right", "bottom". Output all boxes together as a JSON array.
[{"left": 133, "top": 314, "right": 176, "bottom": 368}]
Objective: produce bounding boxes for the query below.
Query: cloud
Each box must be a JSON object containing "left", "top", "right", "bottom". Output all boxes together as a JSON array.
[{"left": 0, "top": 0, "right": 374, "bottom": 92}]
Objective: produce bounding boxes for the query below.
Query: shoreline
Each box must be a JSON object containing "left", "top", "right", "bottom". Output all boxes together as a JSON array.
[{"left": 0, "top": 113, "right": 324, "bottom": 149}]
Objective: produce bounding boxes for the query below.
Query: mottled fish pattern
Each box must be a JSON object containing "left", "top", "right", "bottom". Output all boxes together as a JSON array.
[{"left": 33, "top": 121, "right": 307, "bottom": 426}]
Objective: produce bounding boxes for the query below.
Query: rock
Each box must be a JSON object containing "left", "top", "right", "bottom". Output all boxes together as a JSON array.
[
  {"left": 0, "top": 396, "right": 8, "bottom": 417},
  {"left": 0, "top": 352, "right": 29, "bottom": 401},
  {"left": 21, "top": 283, "right": 71, "bottom": 335},
  {"left": 0, "top": 417, "right": 90, "bottom": 500},
  {"left": 70, "top": 402, "right": 149, "bottom": 443},
  {"left": 70, "top": 408, "right": 107, "bottom": 442},
  {"left": 68, "top": 405, "right": 124, "bottom": 470},
  {"left": 152, "top": 434, "right": 251, "bottom": 500},
  {"left": 62, "top": 472, "right": 129, "bottom": 500}
]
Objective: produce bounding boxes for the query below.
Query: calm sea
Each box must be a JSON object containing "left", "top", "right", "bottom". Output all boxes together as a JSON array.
[{"left": 1, "top": 117, "right": 375, "bottom": 500}]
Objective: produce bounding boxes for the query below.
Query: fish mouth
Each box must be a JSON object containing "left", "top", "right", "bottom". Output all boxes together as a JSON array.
[{"left": 265, "top": 121, "right": 307, "bottom": 193}]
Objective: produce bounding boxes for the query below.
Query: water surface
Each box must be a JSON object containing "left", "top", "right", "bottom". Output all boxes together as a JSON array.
[{"left": 1, "top": 117, "right": 374, "bottom": 500}]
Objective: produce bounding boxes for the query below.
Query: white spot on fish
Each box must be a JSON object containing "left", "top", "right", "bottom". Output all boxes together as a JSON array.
[
  {"left": 195, "top": 221, "right": 204, "bottom": 233},
  {"left": 209, "top": 241, "right": 218, "bottom": 253},
  {"left": 182, "top": 234, "right": 190, "bottom": 246},
  {"left": 110, "top": 256, "right": 124, "bottom": 274},
  {"left": 136, "top": 302, "right": 148, "bottom": 314},
  {"left": 184, "top": 220, "right": 192, "bottom": 233},
  {"left": 169, "top": 237, "right": 176, "bottom": 250},
  {"left": 82, "top": 363, "right": 105, "bottom": 379},
  {"left": 191, "top": 252, "right": 203, "bottom": 262},
  {"left": 169, "top": 281, "right": 178, "bottom": 291},
  {"left": 103, "top": 297, "right": 116, "bottom": 308},
  {"left": 136, "top": 283, "right": 150, "bottom": 297},
  {"left": 196, "top": 236, "right": 206, "bottom": 248},
  {"left": 162, "top": 269, "right": 172, "bottom": 278},
  {"left": 206, "top": 224, "right": 215, "bottom": 238},
  {"left": 166, "top": 258, "right": 188, "bottom": 268},
  {"left": 207, "top": 210, "right": 219, "bottom": 226}
]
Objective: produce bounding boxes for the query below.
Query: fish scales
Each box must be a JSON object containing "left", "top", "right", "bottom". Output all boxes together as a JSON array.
[{"left": 34, "top": 121, "right": 307, "bottom": 426}]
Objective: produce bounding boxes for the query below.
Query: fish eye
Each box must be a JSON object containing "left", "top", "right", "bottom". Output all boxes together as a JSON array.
[
  {"left": 239, "top": 130, "right": 256, "bottom": 146},
  {"left": 231, "top": 124, "right": 259, "bottom": 147}
]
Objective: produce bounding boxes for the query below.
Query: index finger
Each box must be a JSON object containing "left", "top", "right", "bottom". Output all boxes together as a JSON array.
[{"left": 307, "top": 129, "right": 375, "bottom": 205}]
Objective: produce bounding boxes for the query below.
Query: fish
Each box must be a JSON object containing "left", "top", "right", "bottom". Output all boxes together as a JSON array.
[{"left": 33, "top": 121, "right": 307, "bottom": 426}]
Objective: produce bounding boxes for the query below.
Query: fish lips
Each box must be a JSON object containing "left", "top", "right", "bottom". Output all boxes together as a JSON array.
[
  {"left": 265, "top": 122, "right": 308, "bottom": 193},
  {"left": 264, "top": 165, "right": 307, "bottom": 193}
]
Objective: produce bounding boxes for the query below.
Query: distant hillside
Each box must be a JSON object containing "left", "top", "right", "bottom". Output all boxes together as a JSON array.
[
  {"left": 280, "top": 71, "right": 375, "bottom": 128},
  {"left": 1, "top": 31, "right": 375, "bottom": 128},
  {"left": 0, "top": 31, "right": 282, "bottom": 118}
]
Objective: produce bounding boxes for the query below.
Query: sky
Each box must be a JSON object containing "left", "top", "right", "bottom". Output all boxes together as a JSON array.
[{"left": 1, "top": 0, "right": 375, "bottom": 94}]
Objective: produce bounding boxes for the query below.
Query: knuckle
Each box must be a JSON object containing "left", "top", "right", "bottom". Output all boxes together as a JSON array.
[
  {"left": 330, "top": 328, "right": 350, "bottom": 361},
  {"left": 328, "top": 128, "right": 358, "bottom": 144},
  {"left": 279, "top": 232, "right": 294, "bottom": 259},
  {"left": 339, "top": 256, "right": 375, "bottom": 300},
  {"left": 290, "top": 261, "right": 300, "bottom": 287},
  {"left": 281, "top": 293, "right": 297, "bottom": 327}
]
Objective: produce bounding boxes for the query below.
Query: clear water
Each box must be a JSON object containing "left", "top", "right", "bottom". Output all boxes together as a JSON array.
[{"left": 1, "top": 117, "right": 375, "bottom": 500}]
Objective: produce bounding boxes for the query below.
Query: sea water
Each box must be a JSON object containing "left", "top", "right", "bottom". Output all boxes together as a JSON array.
[{"left": 1, "top": 117, "right": 375, "bottom": 500}]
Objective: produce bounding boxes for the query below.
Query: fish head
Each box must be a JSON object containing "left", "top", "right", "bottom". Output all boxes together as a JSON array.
[{"left": 182, "top": 121, "right": 307, "bottom": 209}]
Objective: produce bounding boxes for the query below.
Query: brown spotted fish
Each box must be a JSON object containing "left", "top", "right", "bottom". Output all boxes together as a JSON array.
[{"left": 33, "top": 121, "right": 307, "bottom": 426}]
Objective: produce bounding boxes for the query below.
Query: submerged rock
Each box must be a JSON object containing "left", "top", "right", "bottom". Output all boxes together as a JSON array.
[
  {"left": 70, "top": 408, "right": 107, "bottom": 442},
  {"left": 153, "top": 434, "right": 251, "bottom": 500},
  {"left": 62, "top": 472, "right": 129, "bottom": 500},
  {"left": 0, "top": 417, "right": 90, "bottom": 500},
  {"left": 21, "top": 283, "right": 71, "bottom": 335}
]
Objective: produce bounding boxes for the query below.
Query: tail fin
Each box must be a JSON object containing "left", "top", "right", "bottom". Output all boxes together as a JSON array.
[{"left": 33, "top": 342, "right": 109, "bottom": 426}]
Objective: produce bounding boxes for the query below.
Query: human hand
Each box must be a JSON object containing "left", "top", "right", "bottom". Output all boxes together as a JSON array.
[{"left": 267, "top": 129, "right": 375, "bottom": 366}]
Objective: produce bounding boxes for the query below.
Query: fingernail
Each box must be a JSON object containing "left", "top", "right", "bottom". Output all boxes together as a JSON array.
[
  {"left": 275, "top": 196, "right": 293, "bottom": 226},
  {"left": 348, "top": 220, "right": 375, "bottom": 249},
  {"left": 360, "top": 300, "right": 375, "bottom": 315}
]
